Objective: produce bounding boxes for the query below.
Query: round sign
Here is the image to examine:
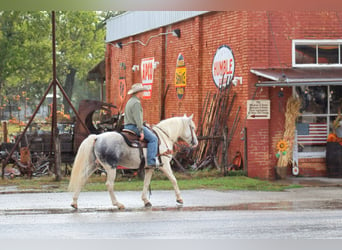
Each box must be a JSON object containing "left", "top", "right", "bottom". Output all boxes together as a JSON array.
[
  {"left": 292, "top": 166, "right": 299, "bottom": 176},
  {"left": 212, "top": 45, "right": 235, "bottom": 88}
]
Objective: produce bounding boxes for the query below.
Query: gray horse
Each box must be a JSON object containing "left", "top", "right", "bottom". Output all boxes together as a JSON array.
[{"left": 68, "top": 115, "right": 198, "bottom": 209}]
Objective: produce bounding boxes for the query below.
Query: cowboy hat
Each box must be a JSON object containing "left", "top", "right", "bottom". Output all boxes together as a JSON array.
[{"left": 127, "top": 83, "right": 149, "bottom": 95}]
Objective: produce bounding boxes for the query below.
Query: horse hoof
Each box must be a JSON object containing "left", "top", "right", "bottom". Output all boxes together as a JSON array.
[
  {"left": 71, "top": 204, "right": 78, "bottom": 210},
  {"left": 145, "top": 202, "right": 152, "bottom": 208},
  {"left": 176, "top": 199, "right": 183, "bottom": 205},
  {"left": 116, "top": 204, "right": 125, "bottom": 210}
]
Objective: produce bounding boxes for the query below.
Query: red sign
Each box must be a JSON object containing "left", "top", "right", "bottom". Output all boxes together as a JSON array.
[
  {"left": 118, "top": 78, "right": 126, "bottom": 103},
  {"left": 140, "top": 57, "right": 154, "bottom": 99}
]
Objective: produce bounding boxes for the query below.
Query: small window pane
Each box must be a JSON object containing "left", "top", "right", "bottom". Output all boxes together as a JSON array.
[
  {"left": 296, "top": 86, "right": 327, "bottom": 114},
  {"left": 296, "top": 117, "right": 327, "bottom": 153},
  {"left": 329, "top": 86, "right": 342, "bottom": 114},
  {"left": 330, "top": 116, "right": 342, "bottom": 135},
  {"left": 295, "top": 45, "right": 316, "bottom": 64},
  {"left": 317, "top": 45, "right": 339, "bottom": 64}
]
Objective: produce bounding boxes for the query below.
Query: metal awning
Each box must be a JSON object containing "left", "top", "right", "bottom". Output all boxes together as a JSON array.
[{"left": 251, "top": 68, "right": 342, "bottom": 87}]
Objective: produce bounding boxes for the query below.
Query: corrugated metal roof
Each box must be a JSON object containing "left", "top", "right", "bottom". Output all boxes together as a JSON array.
[{"left": 106, "top": 11, "right": 209, "bottom": 43}]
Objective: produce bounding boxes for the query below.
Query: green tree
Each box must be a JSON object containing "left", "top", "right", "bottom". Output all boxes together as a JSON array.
[
  {"left": 55, "top": 11, "right": 107, "bottom": 114},
  {"left": 0, "top": 11, "right": 116, "bottom": 116},
  {"left": 0, "top": 11, "right": 51, "bottom": 117}
]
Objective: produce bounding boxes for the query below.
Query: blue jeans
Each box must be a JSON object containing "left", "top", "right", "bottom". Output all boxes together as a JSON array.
[{"left": 124, "top": 124, "right": 158, "bottom": 166}]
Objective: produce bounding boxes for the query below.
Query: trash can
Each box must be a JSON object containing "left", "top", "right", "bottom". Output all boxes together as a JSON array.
[{"left": 326, "top": 142, "right": 342, "bottom": 177}]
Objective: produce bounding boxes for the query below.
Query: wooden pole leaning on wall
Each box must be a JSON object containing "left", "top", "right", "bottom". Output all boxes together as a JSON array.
[{"left": 193, "top": 79, "right": 241, "bottom": 172}]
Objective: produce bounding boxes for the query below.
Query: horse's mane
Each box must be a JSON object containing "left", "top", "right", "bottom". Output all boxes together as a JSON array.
[
  {"left": 155, "top": 116, "right": 192, "bottom": 142},
  {"left": 157, "top": 116, "right": 186, "bottom": 130}
]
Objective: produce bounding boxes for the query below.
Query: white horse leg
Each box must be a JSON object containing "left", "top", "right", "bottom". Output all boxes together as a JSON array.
[
  {"left": 141, "top": 168, "right": 154, "bottom": 207},
  {"left": 71, "top": 187, "right": 82, "bottom": 209},
  {"left": 105, "top": 168, "right": 125, "bottom": 209},
  {"left": 70, "top": 167, "right": 96, "bottom": 209},
  {"left": 159, "top": 159, "right": 183, "bottom": 205}
]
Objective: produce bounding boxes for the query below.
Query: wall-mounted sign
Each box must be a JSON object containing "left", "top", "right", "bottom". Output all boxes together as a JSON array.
[
  {"left": 212, "top": 45, "right": 235, "bottom": 89},
  {"left": 247, "top": 100, "right": 271, "bottom": 119},
  {"left": 118, "top": 78, "right": 126, "bottom": 103},
  {"left": 140, "top": 57, "right": 154, "bottom": 99},
  {"left": 175, "top": 53, "right": 186, "bottom": 99}
]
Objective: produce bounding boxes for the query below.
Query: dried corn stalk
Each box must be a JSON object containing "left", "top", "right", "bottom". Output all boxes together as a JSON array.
[{"left": 277, "top": 97, "right": 301, "bottom": 167}]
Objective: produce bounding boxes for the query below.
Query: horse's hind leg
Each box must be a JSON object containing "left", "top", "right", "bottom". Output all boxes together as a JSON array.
[
  {"left": 105, "top": 168, "right": 125, "bottom": 209},
  {"left": 71, "top": 188, "right": 81, "bottom": 209},
  {"left": 71, "top": 165, "right": 97, "bottom": 209}
]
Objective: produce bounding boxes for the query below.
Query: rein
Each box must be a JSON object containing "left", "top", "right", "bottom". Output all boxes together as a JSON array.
[{"left": 153, "top": 122, "right": 196, "bottom": 156}]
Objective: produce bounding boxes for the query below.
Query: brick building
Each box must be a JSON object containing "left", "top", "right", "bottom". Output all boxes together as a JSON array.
[{"left": 105, "top": 11, "right": 342, "bottom": 179}]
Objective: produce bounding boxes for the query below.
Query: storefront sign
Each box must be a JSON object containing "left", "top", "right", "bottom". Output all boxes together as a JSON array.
[
  {"left": 247, "top": 100, "right": 270, "bottom": 119},
  {"left": 140, "top": 57, "right": 154, "bottom": 99},
  {"left": 175, "top": 53, "right": 186, "bottom": 99},
  {"left": 212, "top": 45, "right": 235, "bottom": 88}
]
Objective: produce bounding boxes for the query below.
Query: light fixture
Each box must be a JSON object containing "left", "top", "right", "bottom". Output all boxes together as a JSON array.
[
  {"left": 132, "top": 65, "right": 139, "bottom": 72},
  {"left": 172, "top": 29, "right": 181, "bottom": 38},
  {"left": 232, "top": 76, "right": 242, "bottom": 86},
  {"left": 153, "top": 61, "right": 159, "bottom": 69},
  {"left": 115, "top": 42, "right": 123, "bottom": 49}
]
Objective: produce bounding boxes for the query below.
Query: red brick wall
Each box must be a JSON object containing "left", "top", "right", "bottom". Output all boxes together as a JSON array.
[{"left": 106, "top": 11, "right": 342, "bottom": 179}]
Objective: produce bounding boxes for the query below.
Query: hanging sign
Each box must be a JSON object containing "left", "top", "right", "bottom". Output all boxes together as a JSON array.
[
  {"left": 140, "top": 57, "right": 154, "bottom": 99},
  {"left": 247, "top": 100, "right": 271, "bottom": 119},
  {"left": 175, "top": 53, "right": 186, "bottom": 99},
  {"left": 118, "top": 78, "right": 126, "bottom": 103},
  {"left": 212, "top": 45, "right": 235, "bottom": 89},
  {"left": 118, "top": 62, "right": 126, "bottom": 108}
]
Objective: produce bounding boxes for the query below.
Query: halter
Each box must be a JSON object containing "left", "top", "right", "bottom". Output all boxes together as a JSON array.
[
  {"left": 153, "top": 122, "right": 197, "bottom": 153},
  {"left": 188, "top": 124, "right": 197, "bottom": 147}
]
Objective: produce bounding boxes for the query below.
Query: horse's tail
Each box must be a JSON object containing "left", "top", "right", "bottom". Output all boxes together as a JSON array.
[{"left": 68, "top": 134, "right": 97, "bottom": 192}]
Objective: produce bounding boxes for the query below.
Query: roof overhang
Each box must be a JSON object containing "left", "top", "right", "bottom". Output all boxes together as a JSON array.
[
  {"left": 251, "top": 68, "right": 342, "bottom": 87},
  {"left": 87, "top": 60, "right": 105, "bottom": 82}
]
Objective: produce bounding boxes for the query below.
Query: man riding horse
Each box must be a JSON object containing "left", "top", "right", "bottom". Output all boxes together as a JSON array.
[{"left": 123, "top": 83, "right": 162, "bottom": 169}]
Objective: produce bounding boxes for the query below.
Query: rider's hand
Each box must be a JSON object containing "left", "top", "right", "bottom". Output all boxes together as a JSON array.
[{"left": 139, "top": 133, "right": 144, "bottom": 141}]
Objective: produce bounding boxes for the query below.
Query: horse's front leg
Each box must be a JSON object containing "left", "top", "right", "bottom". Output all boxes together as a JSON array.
[
  {"left": 141, "top": 168, "right": 154, "bottom": 207},
  {"left": 106, "top": 168, "right": 125, "bottom": 209},
  {"left": 159, "top": 158, "right": 183, "bottom": 205}
]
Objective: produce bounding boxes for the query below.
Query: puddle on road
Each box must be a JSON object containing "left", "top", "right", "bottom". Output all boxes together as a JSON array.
[{"left": 3, "top": 200, "right": 342, "bottom": 215}]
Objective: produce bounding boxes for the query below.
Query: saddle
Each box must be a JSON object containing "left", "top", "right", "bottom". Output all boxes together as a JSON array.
[
  {"left": 120, "top": 128, "right": 162, "bottom": 170},
  {"left": 120, "top": 129, "right": 148, "bottom": 148}
]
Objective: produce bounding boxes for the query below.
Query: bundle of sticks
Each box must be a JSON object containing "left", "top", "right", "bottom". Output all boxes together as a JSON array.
[{"left": 194, "top": 84, "right": 240, "bottom": 170}]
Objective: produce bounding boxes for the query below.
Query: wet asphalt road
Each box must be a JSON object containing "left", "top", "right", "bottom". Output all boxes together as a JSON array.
[
  {"left": 1, "top": 187, "right": 342, "bottom": 238},
  {"left": 2, "top": 209, "right": 342, "bottom": 239}
]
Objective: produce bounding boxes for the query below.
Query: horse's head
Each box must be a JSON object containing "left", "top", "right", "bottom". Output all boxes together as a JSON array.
[{"left": 180, "top": 114, "right": 198, "bottom": 148}]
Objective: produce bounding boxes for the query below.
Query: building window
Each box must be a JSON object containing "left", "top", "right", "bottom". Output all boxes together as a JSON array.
[
  {"left": 295, "top": 85, "right": 342, "bottom": 158},
  {"left": 292, "top": 40, "right": 342, "bottom": 67}
]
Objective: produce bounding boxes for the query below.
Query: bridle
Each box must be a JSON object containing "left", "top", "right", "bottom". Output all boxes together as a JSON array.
[
  {"left": 153, "top": 122, "right": 197, "bottom": 149},
  {"left": 188, "top": 124, "right": 197, "bottom": 147}
]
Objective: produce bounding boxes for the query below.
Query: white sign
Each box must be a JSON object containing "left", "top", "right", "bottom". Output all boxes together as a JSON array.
[
  {"left": 140, "top": 57, "right": 154, "bottom": 99},
  {"left": 247, "top": 100, "right": 270, "bottom": 119},
  {"left": 212, "top": 45, "right": 235, "bottom": 88}
]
